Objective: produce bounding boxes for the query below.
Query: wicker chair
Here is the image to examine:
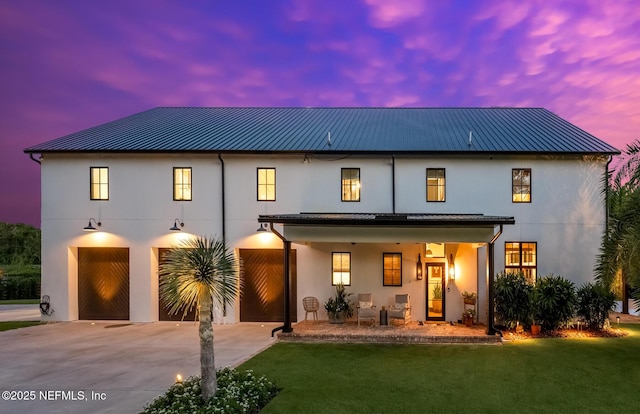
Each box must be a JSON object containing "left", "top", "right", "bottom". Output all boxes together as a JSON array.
[
  {"left": 388, "top": 294, "right": 411, "bottom": 325},
  {"left": 356, "top": 293, "right": 377, "bottom": 326},
  {"left": 302, "top": 296, "right": 319, "bottom": 321}
]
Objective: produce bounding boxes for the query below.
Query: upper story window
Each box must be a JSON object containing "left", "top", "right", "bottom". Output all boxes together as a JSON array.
[
  {"left": 332, "top": 252, "right": 351, "bottom": 285},
  {"left": 90, "top": 167, "right": 109, "bottom": 200},
  {"left": 505, "top": 242, "right": 537, "bottom": 284},
  {"left": 512, "top": 168, "right": 531, "bottom": 203},
  {"left": 426, "top": 168, "right": 446, "bottom": 202},
  {"left": 257, "top": 168, "right": 276, "bottom": 201},
  {"left": 383, "top": 252, "right": 402, "bottom": 286},
  {"left": 173, "top": 167, "right": 192, "bottom": 201},
  {"left": 341, "top": 168, "right": 360, "bottom": 202}
]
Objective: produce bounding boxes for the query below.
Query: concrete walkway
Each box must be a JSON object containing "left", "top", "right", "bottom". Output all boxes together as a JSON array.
[{"left": 0, "top": 321, "right": 279, "bottom": 414}]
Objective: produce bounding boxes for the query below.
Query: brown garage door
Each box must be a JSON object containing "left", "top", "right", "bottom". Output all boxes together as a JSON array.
[
  {"left": 158, "top": 248, "right": 197, "bottom": 321},
  {"left": 78, "top": 247, "right": 129, "bottom": 320},
  {"left": 240, "top": 249, "right": 297, "bottom": 322}
]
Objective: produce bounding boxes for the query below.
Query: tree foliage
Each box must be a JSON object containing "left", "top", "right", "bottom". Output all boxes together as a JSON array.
[
  {"left": 596, "top": 139, "right": 640, "bottom": 307},
  {"left": 158, "top": 235, "right": 242, "bottom": 402},
  {"left": 0, "top": 223, "right": 40, "bottom": 265}
]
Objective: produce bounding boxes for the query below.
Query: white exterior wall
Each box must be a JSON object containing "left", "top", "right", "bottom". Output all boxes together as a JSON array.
[{"left": 39, "top": 152, "right": 607, "bottom": 323}]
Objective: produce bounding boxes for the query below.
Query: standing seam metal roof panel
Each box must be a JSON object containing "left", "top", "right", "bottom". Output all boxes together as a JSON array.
[{"left": 23, "top": 107, "right": 620, "bottom": 154}]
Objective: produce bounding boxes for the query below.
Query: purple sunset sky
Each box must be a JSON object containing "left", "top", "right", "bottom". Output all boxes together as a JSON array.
[{"left": 1, "top": 0, "right": 639, "bottom": 228}]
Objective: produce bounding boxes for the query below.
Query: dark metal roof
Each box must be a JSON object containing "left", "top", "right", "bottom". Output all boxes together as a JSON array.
[
  {"left": 24, "top": 107, "right": 619, "bottom": 155},
  {"left": 258, "top": 213, "right": 515, "bottom": 227}
]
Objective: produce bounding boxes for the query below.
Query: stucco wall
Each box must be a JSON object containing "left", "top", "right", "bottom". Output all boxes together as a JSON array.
[{"left": 39, "top": 152, "right": 607, "bottom": 322}]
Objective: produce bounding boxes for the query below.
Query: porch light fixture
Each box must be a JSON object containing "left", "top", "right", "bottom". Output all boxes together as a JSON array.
[
  {"left": 416, "top": 254, "right": 423, "bottom": 280},
  {"left": 448, "top": 254, "right": 455, "bottom": 281},
  {"left": 83, "top": 218, "right": 101, "bottom": 231},
  {"left": 169, "top": 219, "right": 184, "bottom": 232},
  {"left": 256, "top": 223, "right": 268, "bottom": 232}
]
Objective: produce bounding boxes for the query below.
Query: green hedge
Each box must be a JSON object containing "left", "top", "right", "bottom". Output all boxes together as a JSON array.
[
  {"left": 0, "top": 276, "right": 41, "bottom": 300},
  {"left": 0, "top": 265, "right": 41, "bottom": 300}
]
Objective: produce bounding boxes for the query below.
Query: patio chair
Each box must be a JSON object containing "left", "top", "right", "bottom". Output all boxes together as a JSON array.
[
  {"left": 302, "top": 296, "right": 319, "bottom": 321},
  {"left": 388, "top": 294, "right": 411, "bottom": 325},
  {"left": 356, "top": 293, "right": 377, "bottom": 326}
]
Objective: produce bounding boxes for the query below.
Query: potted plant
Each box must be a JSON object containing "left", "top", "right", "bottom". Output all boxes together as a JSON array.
[
  {"left": 529, "top": 288, "right": 542, "bottom": 336},
  {"left": 462, "top": 291, "right": 477, "bottom": 305},
  {"left": 462, "top": 308, "right": 475, "bottom": 327},
  {"left": 432, "top": 284, "right": 443, "bottom": 313},
  {"left": 324, "top": 283, "right": 354, "bottom": 324}
]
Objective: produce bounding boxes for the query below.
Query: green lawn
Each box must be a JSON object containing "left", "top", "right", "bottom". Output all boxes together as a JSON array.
[
  {"left": 0, "top": 321, "right": 41, "bottom": 331},
  {"left": 0, "top": 299, "right": 39, "bottom": 305},
  {"left": 240, "top": 325, "right": 640, "bottom": 413}
]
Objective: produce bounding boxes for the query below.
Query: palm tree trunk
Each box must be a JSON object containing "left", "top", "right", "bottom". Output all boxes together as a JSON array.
[{"left": 199, "top": 289, "right": 216, "bottom": 401}]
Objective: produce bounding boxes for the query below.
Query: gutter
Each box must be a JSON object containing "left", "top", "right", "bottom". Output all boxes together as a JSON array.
[
  {"left": 29, "top": 153, "right": 41, "bottom": 164},
  {"left": 486, "top": 225, "right": 503, "bottom": 336},
  {"left": 268, "top": 223, "right": 293, "bottom": 337}
]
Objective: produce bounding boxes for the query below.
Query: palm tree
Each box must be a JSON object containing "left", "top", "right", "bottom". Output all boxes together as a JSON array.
[
  {"left": 596, "top": 140, "right": 640, "bottom": 307},
  {"left": 159, "top": 235, "right": 241, "bottom": 401}
]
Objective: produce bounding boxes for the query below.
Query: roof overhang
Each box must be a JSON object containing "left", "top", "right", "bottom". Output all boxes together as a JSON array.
[{"left": 258, "top": 213, "right": 515, "bottom": 243}]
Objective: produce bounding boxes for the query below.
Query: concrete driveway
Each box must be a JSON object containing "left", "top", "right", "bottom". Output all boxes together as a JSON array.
[
  {"left": 0, "top": 321, "right": 279, "bottom": 413},
  {"left": 0, "top": 304, "right": 40, "bottom": 321}
]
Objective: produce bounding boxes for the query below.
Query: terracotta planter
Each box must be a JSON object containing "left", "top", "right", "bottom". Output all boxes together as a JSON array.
[
  {"left": 328, "top": 311, "right": 346, "bottom": 324},
  {"left": 464, "top": 317, "right": 473, "bottom": 327},
  {"left": 432, "top": 299, "right": 442, "bottom": 313},
  {"left": 531, "top": 324, "right": 541, "bottom": 336},
  {"left": 463, "top": 298, "right": 476, "bottom": 305}
]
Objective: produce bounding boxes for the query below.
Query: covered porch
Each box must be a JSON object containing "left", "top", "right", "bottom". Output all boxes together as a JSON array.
[{"left": 257, "top": 213, "right": 515, "bottom": 336}]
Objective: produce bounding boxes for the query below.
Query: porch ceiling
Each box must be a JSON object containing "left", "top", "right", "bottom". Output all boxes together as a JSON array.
[{"left": 258, "top": 213, "right": 515, "bottom": 243}]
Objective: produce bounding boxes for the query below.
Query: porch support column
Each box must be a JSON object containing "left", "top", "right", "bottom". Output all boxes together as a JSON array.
[
  {"left": 268, "top": 222, "right": 293, "bottom": 336},
  {"left": 282, "top": 240, "right": 293, "bottom": 333},
  {"left": 487, "top": 225, "right": 503, "bottom": 336}
]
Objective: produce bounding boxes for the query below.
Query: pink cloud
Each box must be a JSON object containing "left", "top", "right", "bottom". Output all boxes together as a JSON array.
[{"left": 364, "top": 0, "right": 426, "bottom": 28}]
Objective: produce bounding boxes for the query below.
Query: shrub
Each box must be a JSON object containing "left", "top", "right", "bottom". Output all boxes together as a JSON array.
[
  {"left": 494, "top": 271, "right": 532, "bottom": 329},
  {"left": 0, "top": 265, "right": 41, "bottom": 300},
  {"left": 141, "top": 367, "right": 279, "bottom": 414},
  {"left": 576, "top": 283, "right": 616, "bottom": 330},
  {"left": 532, "top": 274, "right": 576, "bottom": 331}
]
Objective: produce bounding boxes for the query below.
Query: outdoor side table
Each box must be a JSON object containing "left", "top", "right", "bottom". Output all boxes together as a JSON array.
[{"left": 379, "top": 309, "right": 388, "bottom": 325}]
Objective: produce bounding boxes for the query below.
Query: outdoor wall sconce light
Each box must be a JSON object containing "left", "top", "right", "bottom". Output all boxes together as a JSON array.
[
  {"left": 448, "top": 253, "right": 456, "bottom": 281},
  {"left": 416, "top": 253, "right": 423, "bottom": 280},
  {"left": 83, "top": 218, "right": 102, "bottom": 231},
  {"left": 169, "top": 219, "right": 184, "bottom": 231},
  {"left": 256, "top": 223, "right": 268, "bottom": 232}
]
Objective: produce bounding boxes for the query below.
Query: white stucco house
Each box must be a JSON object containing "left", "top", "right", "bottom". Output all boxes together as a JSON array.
[{"left": 24, "top": 107, "right": 619, "bottom": 334}]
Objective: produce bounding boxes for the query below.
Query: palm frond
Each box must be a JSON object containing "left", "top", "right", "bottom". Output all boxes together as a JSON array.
[{"left": 159, "top": 235, "right": 243, "bottom": 319}]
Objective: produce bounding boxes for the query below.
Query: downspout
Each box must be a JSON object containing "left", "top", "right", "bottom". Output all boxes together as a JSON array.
[
  {"left": 487, "top": 225, "right": 503, "bottom": 336},
  {"left": 218, "top": 154, "right": 226, "bottom": 241},
  {"left": 391, "top": 155, "right": 396, "bottom": 214},
  {"left": 605, "top": 155, "right": 612, "bottom": 232},
  {"left": 29, "top": 153, "right": 42, "bottom": 165},
  {"left": 268, "top": 222, "right": 293, "bottom": 336},
  {"left": 218, "top": 154, "right": 227, "bottom": 317}
]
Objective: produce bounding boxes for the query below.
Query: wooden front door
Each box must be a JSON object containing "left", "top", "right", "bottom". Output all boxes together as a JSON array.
[{"left": 426, "top": 263, "right": 445, "bottom": 321}]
